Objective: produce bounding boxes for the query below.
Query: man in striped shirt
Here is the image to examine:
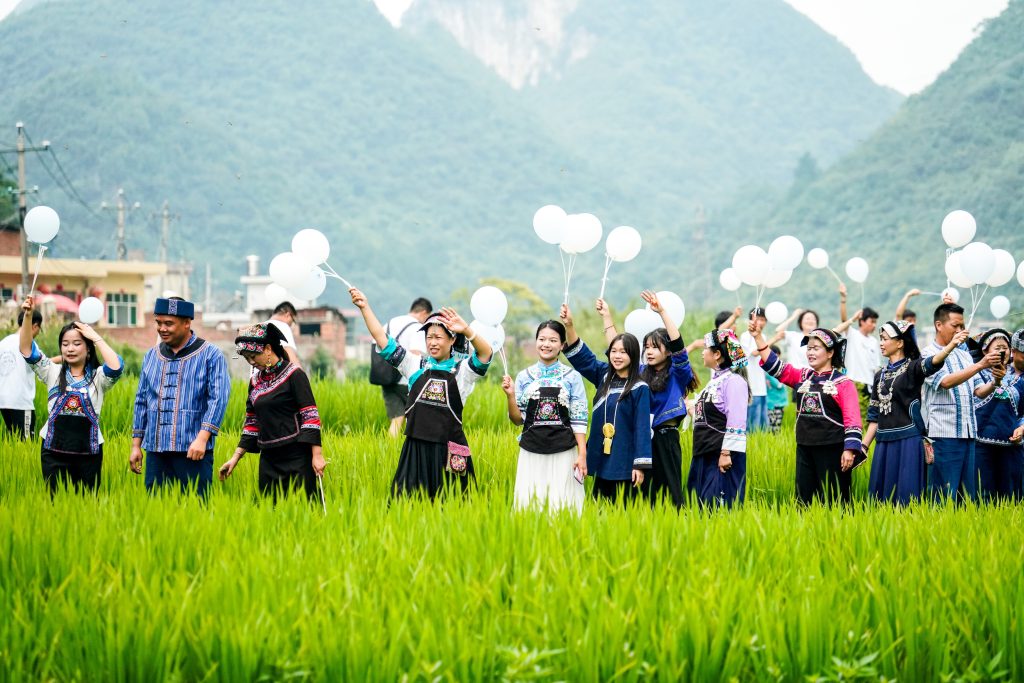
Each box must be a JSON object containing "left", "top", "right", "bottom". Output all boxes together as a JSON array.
[
  {"left": 129, "top": 297, "right": 230, "bottom": 497},
  {"left": 921, "top": 302, "right": 1002, "bottom": 502}
]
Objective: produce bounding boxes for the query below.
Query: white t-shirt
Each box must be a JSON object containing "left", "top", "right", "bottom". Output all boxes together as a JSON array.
[
  {"left": 0, "top": 333, "right": 36, "bottom": 410},
  {"left": 844, "top": 326, "right": 880, "bottom": 385},
  {"left": 784, "top": 330, "right": 810, "bottom": 370},
  {"left": 739, "top": 331, "right": 767, "bottom": 396},
  {"left": 387, "top": 314, "right": 427, "bottom": 386},
  {"left": 268, "top": 319, "right": 297, "bottom": 349}
]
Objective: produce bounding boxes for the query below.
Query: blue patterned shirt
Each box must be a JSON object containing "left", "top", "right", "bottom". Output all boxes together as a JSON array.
[
  {"left": 132, "top": 335, "right": 231, "bottom": 452},
  {"left": 921, "top": 341, "right": 982, "bottom": 439}
]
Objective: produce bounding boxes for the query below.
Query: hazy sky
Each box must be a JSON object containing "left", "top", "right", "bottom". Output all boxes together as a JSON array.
[{"left": 0, "top": 0, "right": 1010, "bottom": 94}]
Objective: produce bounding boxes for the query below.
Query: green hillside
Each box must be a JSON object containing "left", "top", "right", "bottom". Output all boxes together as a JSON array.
[
  {"left": 0, "top": 0, "right": 901, "bottom": 310},
  {"left": 755, "top": 0, "right": 1024, "bottom": 316}
]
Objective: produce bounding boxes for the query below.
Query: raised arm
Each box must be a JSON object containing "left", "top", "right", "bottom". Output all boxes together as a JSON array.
[
  {"left": 597, "top": 298, "right": 617, "bottom": 344},
  {"left": 895, "top": 289, "right": 920, "bottom": 320},
  {"left": 349, "top": 287, "right": 388, "bottom": 349},
  {"left": 838, "top": 282, "right": 848, "bottom": 323},
  {"left": 641, "top": 290, "right": 679, "bottom": 342},
  {"left": 560, "top": 304, "right": 579, "bottom": 346},
  {"left": 928, "top": 330, "right": 969, "bottom": 370},
  {"left": 833, "top": 309, "right": 862, "bottom": 335},
  {"left": 18, "top": 296, "right": 35, "bottom": 357},
  {"left": 75, "top": 322, "right": 122, "bottom": 373},
  {"left": 719, "top": 306, "right": 742, "bottom": 331},
  {"left": 774, "top": 308, "right": 803, "bottom": 335},
  {"left": 440, "top": 307, "right": 492, "bottom": 364}
]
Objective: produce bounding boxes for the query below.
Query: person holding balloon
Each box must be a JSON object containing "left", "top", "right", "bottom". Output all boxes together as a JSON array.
[
  {"left": 18, "top": 296, "right": 123, "bottom": 493},
  {"left": 860, "top": 320, "right": 967, "bottom": 505},
  {"left": 971, "top": 329, "right": 1024, "bottom": 502},
  {"left": 501, "top": 320, "right": 588, "bottom": 512},
  {"left": 688, "top": 328, "right": 749, "bottom": 508},
  {"left": 349, "top": 287, "right": 491, "bottom": 499},
  {"left": 748, "top": 323, "right": 863, "bottom": 505},
  {"left": 598, "top": 291, "right": 698, "bottom": 508},
  {"left": 560, "top": 304, "right": 651, "bottom": 504}
]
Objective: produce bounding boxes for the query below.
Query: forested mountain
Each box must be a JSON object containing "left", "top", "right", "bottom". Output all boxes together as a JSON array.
[{"left": 0, "top": 0, "right": 902, "bottom": 309}]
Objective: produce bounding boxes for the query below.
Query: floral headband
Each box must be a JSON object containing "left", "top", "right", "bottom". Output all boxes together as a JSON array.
[
  {"left": 980, "top": 328, "right": 1011, "bottom": 352},
  {"left": 1012, "top": 329, "right": 1024, "bottom": 353},
  {"left": 704, "top": 328, "right": 747, "bottom": 369},
  {"left": 880, "top": 320, "right": 913, "bottom": 341},
  {"left": 802, "top": 328, "right": 840, "bottom": 349},
  {"left": 234, "top": 323, "right": 272, "bottom": 355}
]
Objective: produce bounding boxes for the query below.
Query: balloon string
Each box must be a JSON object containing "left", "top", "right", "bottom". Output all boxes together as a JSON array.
[
  {"left": 322, "top": 262, "right": 353, "bottom": 289},
  {"left": 599, "top": 255, "right": 613, "bottom": 301},
  {"left": 860, "top": 283, "right": 865, "bottom": 311},
  {"left": 825, "top": 265, "right": 842, "bottom": 285},
  {"left": 28, "top": 245, "right": 48, "bottom": 294},
  {"left": 966, "top": 284, "right": 989, "bottom": 330},
  {"left": 559, "top": 248, "right": 567, "bottom": 300},
  {"left": 563, "top": 254, "right": 577, "bottom": 306},
  {"left": 497, "top": 347, "right": 509, "bottom": 376}
]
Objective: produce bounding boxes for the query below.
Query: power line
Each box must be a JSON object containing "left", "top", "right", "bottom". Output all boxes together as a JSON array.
[{"left": 21, "top": 126, "right": 104, "bottom": 221}]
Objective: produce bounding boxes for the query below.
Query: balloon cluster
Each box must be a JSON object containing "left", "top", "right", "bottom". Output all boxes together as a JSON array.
[
  {"left": 533, "top": 205, "right": 642, "bottom": 305},
  {"left": 469, "top": 286, "right": 510, "bottom": 374},
  {"left": 23, "top": 206, "right": 62, "bottom": 297},
  {"left": 267, "top": 229, "right": 351, "bottom": 306},
  {"left": 941, "top": 210, "right": 1018, "bottom": 323},
  {"left": 719, "top": 235, "right": 807, "bottom": 316}
]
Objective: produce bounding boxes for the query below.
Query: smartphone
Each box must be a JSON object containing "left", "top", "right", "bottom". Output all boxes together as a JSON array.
[{"left": 573, "top": 466, "right": 585, "bottom": 485}]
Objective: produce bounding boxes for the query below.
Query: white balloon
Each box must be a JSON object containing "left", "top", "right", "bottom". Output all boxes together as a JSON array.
[
  {"left": 560, "top": 213, "right": 603, "bottom": 254},
  {"left": 605, "top": 226, "right": 642, "bottom": 263},
  {"left": 768, "top": 235, "right": 804, "bottom": 271},
  {"left": 845, "top": 257, "right": 869, "bottom": 284},
  {"left": 288, "top": 267, "right": 327, "bottom": 300},
  {"left": 762, "top": 268, "right": 793, "bottom": 289},
  {"left": 985, "top": 249, "right": 1016, "bottom": 287},
  {"left": 533, "top": 205, "right": 567, "bottom": 245},
  {"left": 291, "top": 229, "right": 331, "bottom": 266},
  {"left": 732, "top": 245, "right": 769, "bottom": 286},
  {"left": 624, "top": 309, "right": 662, "bottom": 340},
  {"left": 264, "top": 283, "right": 289, "bottom": 307},
  {"left": 990, "top": 295, "right": 1011, "bottom": 319},
  {"left": 719, "top": 268, "right": 742, "bottom": 292},
  {"left": 1018, "top": 261, "right": 1024, "bottom": 289},
  {"left": 941, "top": 287, "right": 961, "bottom": 304},
  {"left": 78, "top": 297, "right": 104, "bottom": 325},
  {"left": 765, "top": 301, "right": 788, "bottom": 325},
  {"left": 944, "top": 251, "right": 974, "bottom": 289},
  {"left": 469, "top": 320, "right": 505, "bottom": 350},
  {"left": 269, "top": 251, "right": 313, "bottom": 290},
  {"left": 960, "top": 241, "right": 995, "bottom": 284},
  {"left": 941, "top": 210, "right": 977, "bottom": 249},
  {"left": 470, "top": 285, "right": 508, "bottom": 326},
  {"left": 807, "top": 248, "right": 829, "bottom": 270},
  {"left": 24, "top": 206, "right": 60, "bottom": 244},
  {"left": 645, "top": 290, "right": 685, "bottom": 327}
]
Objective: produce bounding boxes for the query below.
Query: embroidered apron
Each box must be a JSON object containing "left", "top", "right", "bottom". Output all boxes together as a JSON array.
[{"left": 520, "top": 386, "right": 575, "bottom": 454}]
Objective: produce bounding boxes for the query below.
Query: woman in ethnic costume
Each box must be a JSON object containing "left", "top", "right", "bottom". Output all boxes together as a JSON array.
[
  {"left": 598, "top": 291, "right": 699, "bottom": 508},
  {"left": 973, "top": 328, "right": 1024, "bottom": 501},
  {"left": 502, "top": 320, "right": 588, "bottom": 512},
  {"left": 860, "top": 320, "right": 964, "bottom": 504},
  {"left": 560, "top": 304, "right": 651, "bottom": 505},
  {"left": 749, "top": 323, "right": 862, "bottom": 505},
  {"left": 350, "top": 287, "right": 492, "bottom": 499},
  {"left": 19, "top": 296, "right": 123, "bottom": 493},
  {"left": 688, "top": 328, "right": 749, "bottom": 508},
  {"left": 219, "top": 324, "right": 325, "bottom": 499}
]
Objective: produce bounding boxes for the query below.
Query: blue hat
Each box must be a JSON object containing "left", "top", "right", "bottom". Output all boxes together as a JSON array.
[{"left": 154, "top": 297, "right": 195, "bottom": 319}]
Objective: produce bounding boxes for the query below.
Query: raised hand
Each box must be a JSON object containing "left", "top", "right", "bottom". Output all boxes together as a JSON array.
[
  {"left": 641, "top": 290, "right": 661, "bottom": 313},
  {"left": 21, "top": 296, "right": 34, "bottom": 313},
  {"left": 501, "top": 375, "right": 515, "bottom": 396},
  {"left": 951, "top": 330, "right": 970, "bottom": 348},
  {"left": 73, "top": 321, "right": 102, "bottom": 343},
  {"left": 439, "top": 307, "right": 468, "bottom": 334},
  {"left": 595, "top": 298, "right": 611, "bottom": 318},
  {"left": 349, "top": 287, "right": 368, "bottom": 309},
  {"left": 560, "top": 304, "right": 574, "bottom": 328}
]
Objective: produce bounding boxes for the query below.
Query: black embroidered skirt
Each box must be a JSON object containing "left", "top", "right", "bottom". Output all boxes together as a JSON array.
[{"left": 392, "top": 437, "right": 474, "bottom": 500}]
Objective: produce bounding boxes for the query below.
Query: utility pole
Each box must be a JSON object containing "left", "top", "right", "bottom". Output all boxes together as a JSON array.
[
  {"left": 101, "top": 188, "right": 140, "bottom": 260},
  {"left": 7, "top": 122, "right": 49, "bottom": 294},
  {"left": 157, "top": 200, "right": 178, "bottom": 296}
]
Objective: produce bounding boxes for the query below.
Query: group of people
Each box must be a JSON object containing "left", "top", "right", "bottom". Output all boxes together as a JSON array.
[{"left": 3, "top": 282, "right": 1023, "bottom": 509}]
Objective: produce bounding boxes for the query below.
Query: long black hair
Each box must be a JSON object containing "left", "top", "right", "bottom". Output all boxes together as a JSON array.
[
  {"left": 641, "top": 328, "right": 700, "bottom": 395},
  {"left": 536, "top": 320, "right": 567, "bottom": 343},
  {"left": 595, "top": 333, "right": 642, "bottom": 404},
  {"left": 57, "top": 322, "right": 101, "bottom": 395}
]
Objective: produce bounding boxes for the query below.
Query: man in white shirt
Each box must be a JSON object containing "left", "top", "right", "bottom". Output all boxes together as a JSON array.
[
  {"left": 0, "top": 307, "right": 42, "bottom": 439},
  {"left": 267, "top": 301, "right": 300, "bottom": 367},
  {"left": 739, "top": 307, "right": 769, "bottom": 432},
  {"left": 843, "top": 307, "right": 880, "bottom": 389},
  {"left": 381, "top": 297, "right": 432, "bottom": 436}
]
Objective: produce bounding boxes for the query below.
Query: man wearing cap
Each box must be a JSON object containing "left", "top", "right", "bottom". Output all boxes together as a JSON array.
[{"left": 129, "top": 297, "right": 231, "bottom": 497}]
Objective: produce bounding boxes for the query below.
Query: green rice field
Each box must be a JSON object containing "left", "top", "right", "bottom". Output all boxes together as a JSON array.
[{"left": 1, "top": 375, "right": 1022, "bottom": 682}]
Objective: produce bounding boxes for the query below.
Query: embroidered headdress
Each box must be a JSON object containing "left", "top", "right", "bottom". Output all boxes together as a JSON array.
[
  {"left": 979, "top": 328, "right": 1011, "bottom": 352},
  {"left": 880, "top": 319, "right": 913, "bottom": 341},
  {"left": 234, "top": 323, "right": 283, "bottom": 355},
  {"left": 1012, "top": 329, "right": 1024, "bottom": 353},
  {"left": 704, "top": 328, "right": 747, "bottom": 369},
  {"left": 801, "top": 327, "right": 847, "bottom": 369}
]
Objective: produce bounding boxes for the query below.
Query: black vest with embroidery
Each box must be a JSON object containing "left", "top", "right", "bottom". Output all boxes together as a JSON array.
[
  {"left": 692, "top": 381, "right": 728, "bottom": 460},
  {"left": 795, "top": 373, "right": 847, "bottom": 446},
  {"left": 520, "top": 386, "right": 575, "bottom": 455},
  {"left": 404, "top": 366, "right": 468, "bottom": 447}
]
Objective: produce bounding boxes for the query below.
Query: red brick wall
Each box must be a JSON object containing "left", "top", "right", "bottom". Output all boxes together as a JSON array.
[{"left": 0, "top": 228, "right": 20, "bottom": 257}]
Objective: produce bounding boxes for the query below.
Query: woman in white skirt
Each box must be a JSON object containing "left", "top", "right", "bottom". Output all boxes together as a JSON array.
[{"left": 502, "top": 320, "right": 588, "bottom": 512}]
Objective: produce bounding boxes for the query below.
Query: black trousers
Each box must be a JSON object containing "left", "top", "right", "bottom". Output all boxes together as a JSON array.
[
  {"left": 259, "top": 443, "right": 317, "bottom": 500},
  {"left": 1, "top": 408, "right": 35, "bottom": 440},
  {"left": 41, "top": 446, "right": 103, "bottom": 494},
  {"left": 643, "top": 426, "right": 684, "bottom": 508},
  {"left": 592, "top": 476, "right": 641, "bottom": 507},
  {"left": 795, "top": 442, "right": 851, "bottom": 505}
]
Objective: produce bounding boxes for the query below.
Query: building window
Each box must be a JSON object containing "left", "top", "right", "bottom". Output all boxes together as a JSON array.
[
  {"left": 0, "top": 287, "right": 13, "bottom": 304},
  {"left": 299, "top": 322, "right": 321, "bottom": 337},
  {"left": 106, "top": 292, "right": 137, "bottom": 326}
]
